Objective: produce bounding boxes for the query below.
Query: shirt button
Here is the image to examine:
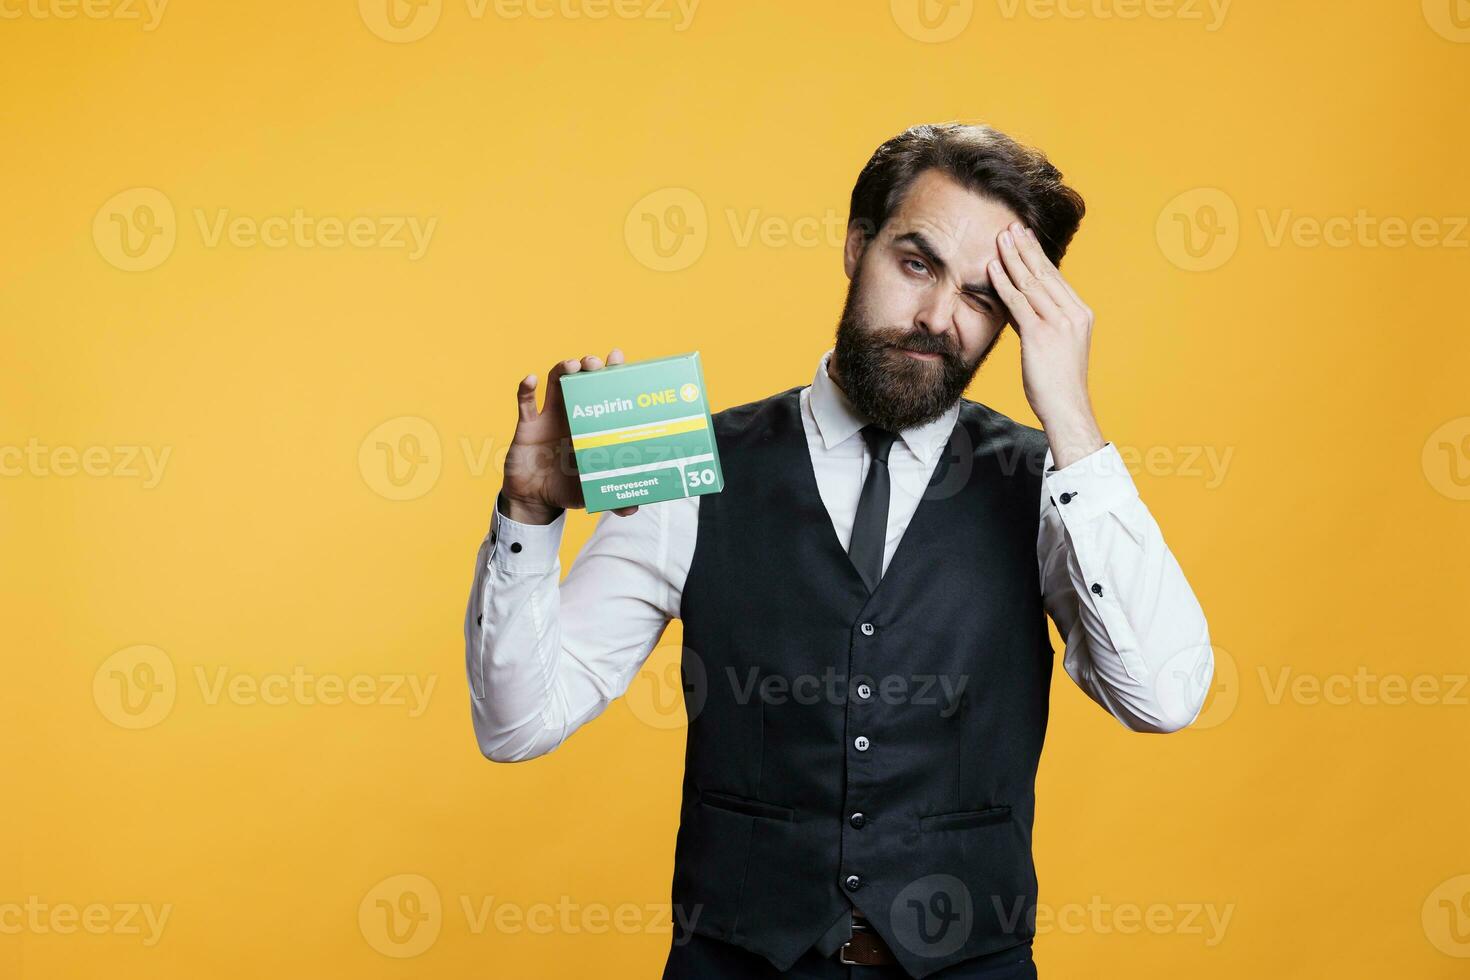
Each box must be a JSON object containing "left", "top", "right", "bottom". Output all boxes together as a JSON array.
[
  {"left": 859, "top": 622, "right": 875, "bottom": 636},
  {"left": 845, "top": 875, "right": 862, "bottom": 891},
  {"left": 856, "top": 683, "right": 872, "bottom": 700},
  {"left": 854, "top": 736, "right": 870, "bottom": 752},
  {"left": 510, "top": 542, "right": 523, "bottom": 553},
  {"left": 1059, "top": 492, "right": 1075, "bottom": 504},
  {"left": 850, "top": 812, "right": 866, "bottom": 828},
  {"left": 1091, "top": 582, "right": 1103, "bottom": 596}
]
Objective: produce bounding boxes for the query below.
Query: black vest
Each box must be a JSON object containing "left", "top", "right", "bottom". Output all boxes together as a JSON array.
[{"left": 672, "top": 386, "right": 1055, "bottom": 978}]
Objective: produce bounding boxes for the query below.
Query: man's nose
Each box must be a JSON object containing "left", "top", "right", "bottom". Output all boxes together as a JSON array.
[{"left": 913, "top": 287, "right": 959, "bottom": 335}]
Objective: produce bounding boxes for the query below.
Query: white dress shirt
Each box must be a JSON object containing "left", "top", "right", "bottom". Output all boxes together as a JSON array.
[{"left": 466, "top": 348, "right": 1213, "bottom": 762}]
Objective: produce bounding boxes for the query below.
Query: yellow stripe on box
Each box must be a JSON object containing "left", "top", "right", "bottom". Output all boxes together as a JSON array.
[{"left": 573, "top": 415, "right": 709, "bottom": 450}]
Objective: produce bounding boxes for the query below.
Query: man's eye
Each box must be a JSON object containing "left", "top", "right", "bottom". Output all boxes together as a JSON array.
[{"left": 904, "top": 258, "right": 929, "bottom": 275}]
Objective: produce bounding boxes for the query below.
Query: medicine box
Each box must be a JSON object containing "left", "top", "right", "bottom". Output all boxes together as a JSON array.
[{"left": 558, "top": 351, "right": 724, "bottom": 513}]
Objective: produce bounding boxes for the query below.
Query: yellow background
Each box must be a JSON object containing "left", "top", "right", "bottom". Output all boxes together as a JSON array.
[{"left": 3, "top": 0, "right": 1468, "bottom": 976}]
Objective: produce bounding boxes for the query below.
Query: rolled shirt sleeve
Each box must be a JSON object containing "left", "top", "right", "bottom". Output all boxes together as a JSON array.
[{"left": 1038, "top": 442, "right": 1214, "bottom": 733}]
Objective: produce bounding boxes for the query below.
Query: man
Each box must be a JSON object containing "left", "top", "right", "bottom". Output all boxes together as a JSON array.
[{"left": 465, "top": 122, "right": 1213, "bottom": 979}]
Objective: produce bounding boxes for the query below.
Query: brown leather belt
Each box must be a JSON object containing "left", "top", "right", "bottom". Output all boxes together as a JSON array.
[{"left": 838, "top": 911, "right": 898, "bottom": 966}]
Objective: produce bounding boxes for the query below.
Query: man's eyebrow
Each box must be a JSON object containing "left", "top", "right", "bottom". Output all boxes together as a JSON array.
[{"left": 893, "top": 230, "right": 1001, "bottom": 303}]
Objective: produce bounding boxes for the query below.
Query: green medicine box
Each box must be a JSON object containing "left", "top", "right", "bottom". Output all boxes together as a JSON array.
[{"left": 559, "top": 351, "right": 724, "bottom": 513}]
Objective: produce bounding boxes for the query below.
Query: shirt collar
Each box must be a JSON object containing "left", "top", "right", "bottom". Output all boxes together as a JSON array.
[{"left": 808, "top": 347, "right": 961, "bottom": 464}]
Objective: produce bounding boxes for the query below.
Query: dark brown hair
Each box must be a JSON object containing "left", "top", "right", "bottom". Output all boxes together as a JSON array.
[{"left": 847, "top": 122, "right": 1086, "bottom": 267}]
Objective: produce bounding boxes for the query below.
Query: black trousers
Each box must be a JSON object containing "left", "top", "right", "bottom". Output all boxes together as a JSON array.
[{"left": 661, "top": 927, "right": 1037, "bottom": 979}]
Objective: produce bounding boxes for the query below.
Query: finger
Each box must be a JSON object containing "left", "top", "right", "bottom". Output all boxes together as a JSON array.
[
  {"left": 1021, "top": 226, "right": 1084, "bottom": 306},
  {"left": 611, "top": 505, "right": 640, "bottom": 516},
  {"left": 582, "top": 354, "right": 605, "bottom": 371},
  {"left": 540, "top": 358, "right": 580, "bottom": 416},
  {"left": 606, "top": 347, "right": 625, "bottom": 367},
  {"left": 516, "top": 374, "right": 539, "bottom": 423},
  {"left": 998, "top": 228, "right": 1062, "bottom": 321},
  {"left": 988, "top": 257, "right": 1037, "bottom": 332},
  {"left": 1013, "top": 224, "right": 1082, "bottom": 310}
]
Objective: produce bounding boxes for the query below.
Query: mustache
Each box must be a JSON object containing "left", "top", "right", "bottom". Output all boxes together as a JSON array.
[{"left": 873, "top": 331, "right": 960, "bottom": 359}]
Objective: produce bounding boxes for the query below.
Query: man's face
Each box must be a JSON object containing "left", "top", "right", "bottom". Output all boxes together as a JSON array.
[{"left": 832, "top": 167, "right": 1019, "bottom": 433}]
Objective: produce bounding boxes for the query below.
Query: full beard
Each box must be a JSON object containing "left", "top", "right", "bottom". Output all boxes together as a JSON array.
[{"left": 830, "top": 269, "right": 999, "bottom": 433}]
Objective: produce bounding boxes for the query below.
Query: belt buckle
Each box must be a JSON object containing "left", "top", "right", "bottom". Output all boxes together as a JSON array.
[{"left": 838, "top": 918, "right": 876, "bottom": 966}]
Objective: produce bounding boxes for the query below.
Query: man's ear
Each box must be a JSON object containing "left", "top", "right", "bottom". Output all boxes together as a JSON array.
[{"left": 843, "top": 221, "right": 870, "bottom": 280}]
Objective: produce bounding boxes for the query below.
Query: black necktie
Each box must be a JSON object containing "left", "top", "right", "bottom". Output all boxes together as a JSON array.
[{"left": 848, "top": 424, "right": 898, "bottom": 592}]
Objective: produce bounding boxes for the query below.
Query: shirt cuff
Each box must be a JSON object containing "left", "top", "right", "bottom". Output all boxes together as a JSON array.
[
  {"left": 489, "top": 490, "right": 566, "bottom": 574},
  {"left": 1042, "top": 442, "right": 1140, "bottom": 523}
]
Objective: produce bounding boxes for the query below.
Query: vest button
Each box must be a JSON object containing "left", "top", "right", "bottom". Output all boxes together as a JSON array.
[
  {"left": 844, "top": 875, "right": 862, "bottom": 892},
  {"left": 854, "top": 735, "right": 870, "bottom": 751},
  {"left": 850, "top": 812, "right": 866, "bottom": 828},
  {"left": 859, "top": 622, "right": 875, "bottom": 636},
  {"left": 1060, "top": 492, "right": 1074, "bottom": 504},
  {"left": 856, "top": 683, "right": 872, "bottom": 700},
  {"left": 1091, "top": 582, "right": 1104, "bottom": 596}
]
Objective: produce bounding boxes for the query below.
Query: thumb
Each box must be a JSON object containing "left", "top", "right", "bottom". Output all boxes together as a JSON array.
[{"left": 516, "top": 374, "right": 540, "bottom": 423}]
